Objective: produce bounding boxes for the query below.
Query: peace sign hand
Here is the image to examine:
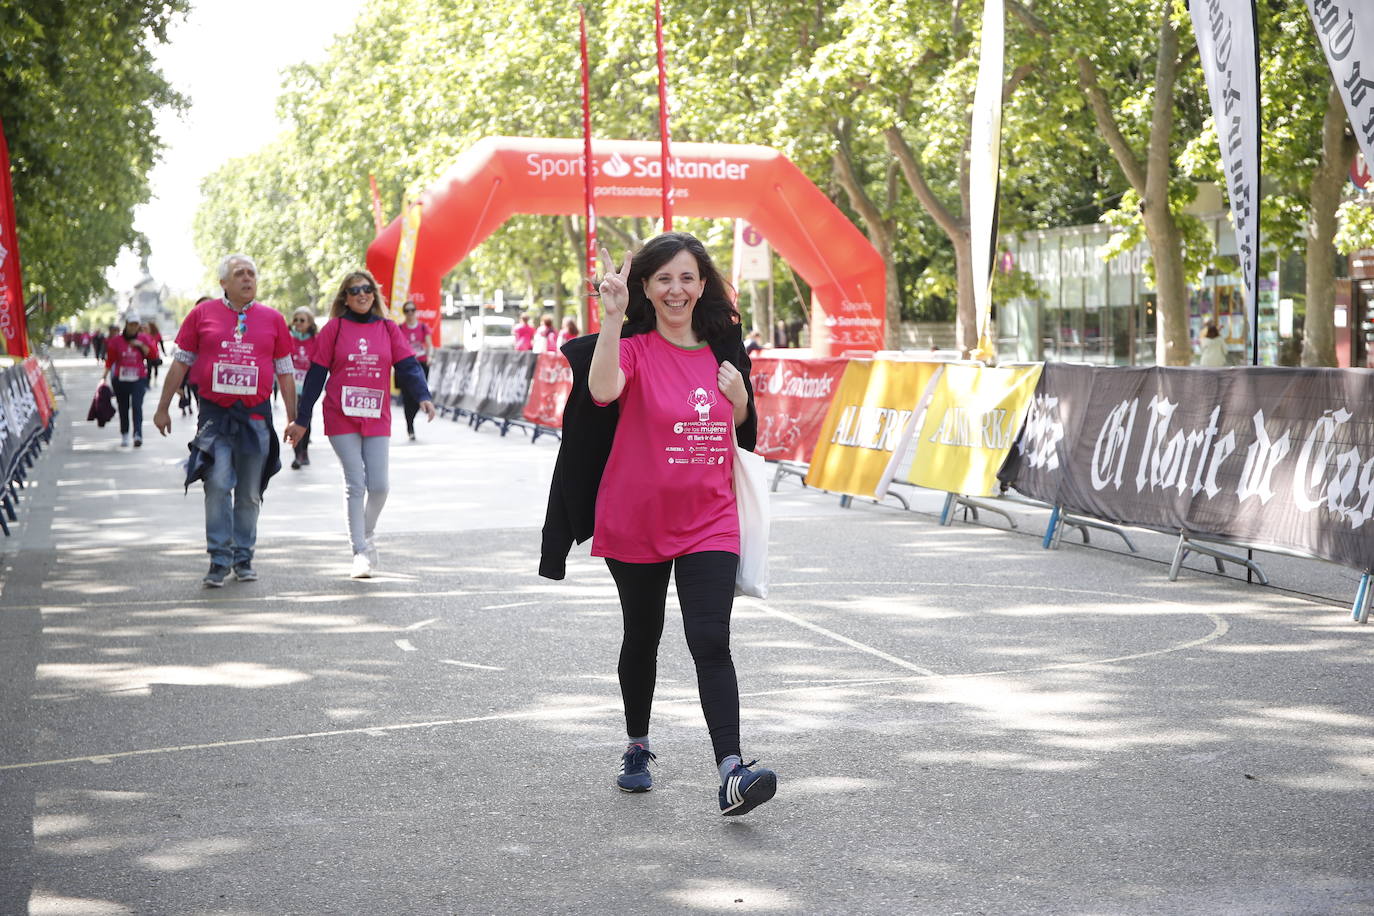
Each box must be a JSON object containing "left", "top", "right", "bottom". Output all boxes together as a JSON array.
[{"left": 594, "top": 247, "right": 633, "bottom": 321}]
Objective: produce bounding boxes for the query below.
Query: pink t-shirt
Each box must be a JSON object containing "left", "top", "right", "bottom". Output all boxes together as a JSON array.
[
  {"left": 176, "top": 299, "right": 292, "bottom": 409},
  {"left": 313, "top": 316, "right": 412, "bottom": 437},
  {"left": 592, "top": 331, "right": 738, "bottom": 563},
  {"left": 105, "top": 333, "right": 155, "bottom": 381},
  {"left": 289, "top": 335, "right": 317, "bottom": 383},
  {"left": 400, "top": 321, "right": 431, "bottom": 362},
  {"left": 513, "top": 322, "right": 536, "bottom": 350}
]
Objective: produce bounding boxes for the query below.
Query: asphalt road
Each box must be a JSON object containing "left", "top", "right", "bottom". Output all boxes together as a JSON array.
[{"left": 0, "top": 357, "right": 1371, "bottom": 915}]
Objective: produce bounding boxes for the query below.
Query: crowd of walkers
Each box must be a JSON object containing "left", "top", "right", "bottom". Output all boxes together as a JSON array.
[{"left": 115, "top": 233, "right": 776, "bottom": 818}]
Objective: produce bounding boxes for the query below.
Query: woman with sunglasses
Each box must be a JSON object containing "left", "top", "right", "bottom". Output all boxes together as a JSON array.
[
  {"left": 287, "top": 307, "right": 319, "bottom": 468},
  {"left": 284, "top": 271, "right": 435, "bottom": 578}
]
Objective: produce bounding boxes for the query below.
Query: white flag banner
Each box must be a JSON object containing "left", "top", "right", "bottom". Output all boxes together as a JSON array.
[
  {"left": 1306, "top": 1, "right": 1374, "bottom": 169},
  {"left": 1189, "top": 0, "right": 1260, "bottom": 351},
  {"left": 732, "top": 219, "right": 772, "bottom": 286},
  {"left": 969, "top": 0, "right": 1004, "bottom": 352}
]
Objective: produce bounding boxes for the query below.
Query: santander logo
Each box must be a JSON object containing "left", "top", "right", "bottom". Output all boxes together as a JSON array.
[{"left": 603, "top": 153, "right": 631, "bottom": 178}]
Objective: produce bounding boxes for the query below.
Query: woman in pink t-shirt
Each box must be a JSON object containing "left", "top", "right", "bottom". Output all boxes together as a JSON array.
[
  {"left": 287, "top": 307, "right": 319, "bottom": 469},
  {"left": 102, "top": 313, "right": 156, "bottom": 447},
  {"left": 283, "top": 271, "right": 435, "bottom": 579},
  {"left": 555, "top": 316, "right": 579, "bottom": 351},
  {"left": 587, "top": 231, "right": 776, "bottom": 816}
]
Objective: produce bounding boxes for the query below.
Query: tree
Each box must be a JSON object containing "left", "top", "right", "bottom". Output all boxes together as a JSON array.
[{"left": 0, "top": 1, "right": 187, "bottom": 327}]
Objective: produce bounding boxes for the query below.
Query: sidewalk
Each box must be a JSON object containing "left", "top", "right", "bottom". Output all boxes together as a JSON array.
[{"left": 0, "top": 358, "right": 1371, "bottom": 915}]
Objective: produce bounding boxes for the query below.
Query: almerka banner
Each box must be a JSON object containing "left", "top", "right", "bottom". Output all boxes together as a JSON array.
[
  {"left": 1307, "top": 1, "right": 1374, "bottom": 169},
  {"left": 749, "top": 355, "right": 847, "bottom": 464},
  {"left": 1190, "top": 0, "right": 1260, "bottom": 342},
  {"left": 903, "top": 363, "right": 1042, "bottom": 497},
  {"left": 805, "top": 358, "right": 940, "bottom": 498},
  {"left": 1000, "top": 362, "right": 1374, "bottom": 573}
]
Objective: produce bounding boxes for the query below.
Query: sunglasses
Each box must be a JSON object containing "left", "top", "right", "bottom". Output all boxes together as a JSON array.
[
  {"left": 345, "top": 284, "right": 375, "bottom": 297},
  {"left": 293, "top": 317, "right": 310, "bottom": 322}
]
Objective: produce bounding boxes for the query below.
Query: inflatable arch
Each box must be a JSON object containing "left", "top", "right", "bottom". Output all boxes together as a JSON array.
[{"left": 366, "top": 136, "right": 885, "bottom": 355}]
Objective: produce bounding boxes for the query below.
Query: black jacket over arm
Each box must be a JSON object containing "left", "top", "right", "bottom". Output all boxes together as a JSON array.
[{"left": 538, "top": 326, "right": 757, "bottom": 580}]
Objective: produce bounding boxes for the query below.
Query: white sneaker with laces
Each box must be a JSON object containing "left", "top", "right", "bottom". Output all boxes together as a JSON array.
[{"left": 350, "top": 552, "right": 372, "bottom": 579}]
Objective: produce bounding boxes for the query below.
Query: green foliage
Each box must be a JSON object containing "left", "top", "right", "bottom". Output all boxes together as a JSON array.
[{"left": 0, "top": 0, "right": 188, "bottom": 329}]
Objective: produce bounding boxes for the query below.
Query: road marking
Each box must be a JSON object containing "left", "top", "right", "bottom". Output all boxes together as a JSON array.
[
  {"left": 0, "top": 615, "right": 1229, "bottom": 773},
  {"left": 479, "top": 600, "right": 540, "bottom": 610},
  {"left": 747, "top": 602, "right": 939, "bottom": 676},
  {"left": 438, "top": 659, "right": 505, "bottom": 671},
  {"left": 405, "top": 617, "right": 440, "bottom": 631},
  {"left": 394, "top": 639, "right": 417, "bottom": 652}
]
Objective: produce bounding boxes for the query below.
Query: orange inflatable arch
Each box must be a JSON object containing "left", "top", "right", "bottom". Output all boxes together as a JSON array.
[{"left": 366, "top": 137, "right": 885, "bottom": 355}]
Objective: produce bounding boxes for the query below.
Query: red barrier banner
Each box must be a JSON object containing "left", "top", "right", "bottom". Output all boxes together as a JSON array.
[
  {"left": 523, "top": 351, "right": 573, "bottom": 428},
  {"left": 749, "top": 355, "right": 848, "bottom": 463},
  {"left": 21, "top": 357, "right": 51, "bottom": 428}
]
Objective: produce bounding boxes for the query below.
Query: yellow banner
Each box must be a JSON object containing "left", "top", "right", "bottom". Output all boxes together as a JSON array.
[
  {"left": 903, "top": 363, "right": 1042, "bottom": 497},
  {"left": 390, "top": 200, "right": 423, "bottom": 320},
  {"left": 804, "top": 359, "right": 940, "bottom": 498}
]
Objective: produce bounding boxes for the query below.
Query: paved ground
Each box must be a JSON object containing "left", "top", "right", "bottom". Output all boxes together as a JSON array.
[{"left": 0, "top": 357, "right": 1371, "bottom": 916}]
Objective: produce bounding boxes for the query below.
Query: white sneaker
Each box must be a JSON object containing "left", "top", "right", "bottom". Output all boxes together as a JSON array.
[
  {"left": 365, "top": 538, "right": 379, "bottom": 569},
  {"left": 350, "top": 552, "right": 372, "bottom": 579},
  {"left": 120, "top": 433, "right": 130, "bottom": 447}
]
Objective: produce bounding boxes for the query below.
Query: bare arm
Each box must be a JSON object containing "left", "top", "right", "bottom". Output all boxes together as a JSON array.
[{"left": 587, "top": 247, "right": 632, "bottom": 404}]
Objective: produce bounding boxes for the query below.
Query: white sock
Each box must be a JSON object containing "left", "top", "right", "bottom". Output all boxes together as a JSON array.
[{"left": 718, "top": 754, "right": 742, "bottom": 784}]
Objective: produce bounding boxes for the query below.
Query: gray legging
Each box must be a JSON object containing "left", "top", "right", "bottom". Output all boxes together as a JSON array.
[{"left": 329, "top": 433, "right": 390, "bottom": 555}]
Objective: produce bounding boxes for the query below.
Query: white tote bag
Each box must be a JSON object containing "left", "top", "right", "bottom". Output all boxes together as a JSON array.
[{"left": 732, "top": 424, "right": 771, "bottom": 599}]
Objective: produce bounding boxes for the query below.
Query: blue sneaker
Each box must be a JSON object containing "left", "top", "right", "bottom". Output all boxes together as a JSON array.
[
  {"left": 617, "top": 744, "right": 656, "bottom": 793},
  {"left": 202, "top": 564, "right": 230, "bottom": 588},
  {"left": 719, "top": 760, "right": 776, "bottom": 816},
  {"left": 233, "top": 563, "right": 258, "bottom": 582}
]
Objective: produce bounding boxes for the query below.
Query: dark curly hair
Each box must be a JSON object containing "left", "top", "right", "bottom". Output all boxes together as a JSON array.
[{"left": 624, "top": 232, "right": 739, "bottom": 345}]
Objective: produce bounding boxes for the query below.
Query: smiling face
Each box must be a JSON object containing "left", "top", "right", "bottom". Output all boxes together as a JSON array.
[
  {"left": 641, "top": 249, "right": 706, "bottom": 338},
  {"left": 344, "top": 276, "right": 376, "bottom": 315}
]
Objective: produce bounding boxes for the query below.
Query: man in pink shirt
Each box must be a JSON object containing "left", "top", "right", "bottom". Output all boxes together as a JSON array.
[{"left": 152, "top": 253, "right": 297, "bottom": 587}]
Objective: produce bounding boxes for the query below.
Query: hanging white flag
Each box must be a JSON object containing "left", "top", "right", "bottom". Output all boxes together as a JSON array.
[
  {"left": 1189, "top": 0, "right": 1261, "bottom": 352},
  {"left": 732, "top": 220, "right": 772, "bottom": 288},
  {"left": 969, "top": 0, "right": 1004, "bottom": 359},
  {"left": 1306, "top": 2, "right": 1374, "bottom": 169}
]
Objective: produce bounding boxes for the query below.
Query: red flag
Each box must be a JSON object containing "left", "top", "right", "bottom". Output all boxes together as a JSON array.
[
  {"left": 655, "top": 0, "right": 673, "bottom": 231},
  {"left": 0, "top": 116, "right": 30, "bottom": 358},
  {"left": 580, "top": 5, "right": 600, "bottom": 332}
]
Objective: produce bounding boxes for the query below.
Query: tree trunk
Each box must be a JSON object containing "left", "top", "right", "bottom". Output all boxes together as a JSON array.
[
  {"left": 1302, "top": 82, "right": 1353, "bottom": 368},
  {"left": 1142, "top": 210, "right": 1191, "bottom": 364}
]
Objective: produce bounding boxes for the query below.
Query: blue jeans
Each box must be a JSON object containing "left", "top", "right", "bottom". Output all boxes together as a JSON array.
[
  {"left": 203, "top": 417, "right": 269, "bottom": 568},
  {"left": 111, "top": 377, "right": 148, "bottom": 437}
]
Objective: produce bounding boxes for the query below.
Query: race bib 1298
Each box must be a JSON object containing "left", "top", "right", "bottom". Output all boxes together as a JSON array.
[{"left": 341, "top": 385, "right": 384, "bottom": 419}]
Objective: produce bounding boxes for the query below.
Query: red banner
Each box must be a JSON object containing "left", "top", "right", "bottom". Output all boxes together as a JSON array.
[
  {"left": 749, "top": 354, "right": 848, "bottom": 463},
  {"left": 579, "top": 6, "right": 600, "bottom": 333},
  {"left": 22, "top": 356, "right": 51, "bottom": 428},
  {"left": 523, "top": 351, "right": 574, "bottom": 428},
  {"left": 655, "top": 0, "right": 673, "bottom": 231},
  {"left": 0, "top": 116, "right": 30, "bottom": 358}
]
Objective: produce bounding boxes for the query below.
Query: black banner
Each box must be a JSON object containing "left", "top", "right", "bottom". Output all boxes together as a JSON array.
[
  {"left": 474, "top": 350, "right": 536, "bottom": 419},
  {"left": 0, "top": 365, "right": 38, "bottom": 475},
  {"left": 1000, "top": 362, "right": 1374, "bottom": 572}
]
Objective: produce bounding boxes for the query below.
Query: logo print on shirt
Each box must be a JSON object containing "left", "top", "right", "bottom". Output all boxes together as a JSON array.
[{"left": 688, "top": 387, "right": 717, "bottom": 422}]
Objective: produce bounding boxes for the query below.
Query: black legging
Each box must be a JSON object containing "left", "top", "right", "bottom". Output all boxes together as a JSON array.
[
  {"left": 401, "top": 361, "right": 430, "bottom": 433},
  {"left": 606, "top": 551, "right": 740, "bottom": 764}
]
